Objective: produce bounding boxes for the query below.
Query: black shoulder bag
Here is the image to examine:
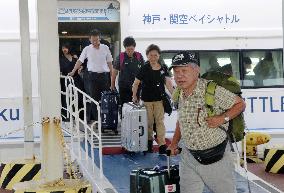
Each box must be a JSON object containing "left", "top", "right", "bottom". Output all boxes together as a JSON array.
[{"left": 188, "top": 126, "right": 235, "bottom": 165}]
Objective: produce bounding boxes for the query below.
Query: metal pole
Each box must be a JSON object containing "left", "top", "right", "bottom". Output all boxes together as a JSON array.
[
  {"left": 37, "top": 0, "right": 63, "bottom": 182},
  {"left": 19, "top": 0, "right": 34, "bottom": 160}
]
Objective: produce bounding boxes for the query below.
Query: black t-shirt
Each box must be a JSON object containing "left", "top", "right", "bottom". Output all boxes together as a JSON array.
[
  {"left": 113, "top": 52, "right": 144, "bottom": 89},
  {"left": 60, "top": 56, "right": 77, "bottom": 76},
  {"left": 59, "top": 55, "right": 84, "bottom": 91},
  {"left": 136, "top": 62, "right": 170, "bottom": 102}
]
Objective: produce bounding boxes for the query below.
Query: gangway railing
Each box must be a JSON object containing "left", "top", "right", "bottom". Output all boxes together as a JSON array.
[
  {"left": 60, "top": 75, "right": 103, "bottom": 179},
  {"left": 60, "top": 75, "right": 74, "bottom": 122}
]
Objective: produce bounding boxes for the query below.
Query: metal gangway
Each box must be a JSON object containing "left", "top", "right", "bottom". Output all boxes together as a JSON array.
[{"left": 60, "top": 75, "right": 116, "bottom": 193}]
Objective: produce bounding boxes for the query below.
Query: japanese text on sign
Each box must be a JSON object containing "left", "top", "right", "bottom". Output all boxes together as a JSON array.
[{"left": 142, "top": 13, "right": 240, "bottom": 25}]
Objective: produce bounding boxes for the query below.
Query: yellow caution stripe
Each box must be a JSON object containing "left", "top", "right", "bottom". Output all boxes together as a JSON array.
[
  {"left": 240, "top": 157, "right": 263, "bottom": 166},
  {"left": 13, "top": 186, "right": 92, "bottom": 193},
  {"left": 0, "top": 163, "right": 41, "bottom": 190},
  {"left": 245, "top": 156, "right": 263, "bottom": 163},
  {"left": 264, "top": 148, "right": 284, "bottom": 174}
]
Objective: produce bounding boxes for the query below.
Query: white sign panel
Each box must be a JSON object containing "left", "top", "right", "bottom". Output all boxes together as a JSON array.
[
  {"left": 127, "top": 0, "right": 281, "bottom": 36},
  {"left": 242, "top": 88, "right": 284, "bottom": 130},
  {"left": 165, "top": 88, "right": 284, "bottom": 138},
  {"left": 58, "top": 1, "right": 120, "bottom": 22},
  {"left": 0, "top": 98, "right": 41, "bottom": 139}
]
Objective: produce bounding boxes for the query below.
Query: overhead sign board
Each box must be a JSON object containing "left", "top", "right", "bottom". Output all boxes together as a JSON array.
[{"left": 58, "top": 1, "right": 120, "bottom": 22}]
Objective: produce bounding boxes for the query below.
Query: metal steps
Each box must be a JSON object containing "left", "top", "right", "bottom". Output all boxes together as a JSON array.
[
  {"left": 63, "top": 120, "right": 123, "bottom": 147},
  {"left": 90, "top": 128, "right": 122, "bottom": 148}
]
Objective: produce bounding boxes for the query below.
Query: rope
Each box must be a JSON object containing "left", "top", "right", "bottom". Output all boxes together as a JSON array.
[{"left": 0, "top": 118, "right": 82, "bottom": 183}]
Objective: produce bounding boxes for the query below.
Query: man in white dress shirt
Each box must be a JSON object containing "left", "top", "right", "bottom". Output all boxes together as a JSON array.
[{"left": 69, "top": 29, "right": 113, "bottom": 122}]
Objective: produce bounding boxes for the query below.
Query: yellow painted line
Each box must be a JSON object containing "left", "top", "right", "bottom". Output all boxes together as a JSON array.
[
  {"left": 6, "top": 164, "right": 35, "bottom": 190},
  {"left": 13, "top": 191, "right": 25, "bottom": 193},
  {"left": 270, "top": 154, "right": 284, "bottom": 174},
  {"left": 65, "top": 189, "right": 76, "bottom": 193},
  {"left": 0, "top": 164, "right": 14, "bottom": 186},
  {"left": 86, "top": 186, "right": 92, "bottom": 193},
  {"left": 32, "top": 170, "right": 41, "bottom": 180},
  {"left": 264, "top": 149, "right": 277, "bottom": 165}
]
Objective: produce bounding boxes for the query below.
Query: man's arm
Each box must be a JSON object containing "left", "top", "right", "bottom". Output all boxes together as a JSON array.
[
  {"left": 108, "top": 61, "right": 113, "bottom": 76},
  {"left": 106, "top": 46, "right": 113, "bottom": 78},
  {"left": 132, "top": 78, "right": 141, "bottom": 103},
  {"left": 68, "top": 60, "right": 82, "bottom": 76},
  {"left": 111, "top": 69, "right": 118, "bottom": 90},
  {"left": 168, "top": 121, "right": 181, "bottom": 155},
  {"left": 222, "top": 96, "right": 245, "bottom": 120},
  {"left": 206, "top": 96, "right": 246, "bottom": 128},
  {"left": 107, "top": 61, "right": 113, "bottom": 89}
]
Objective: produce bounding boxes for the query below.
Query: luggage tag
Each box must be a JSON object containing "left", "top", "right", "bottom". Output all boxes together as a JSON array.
[{"left": 165, "top": 184, "right": 177, "bottom": 193}]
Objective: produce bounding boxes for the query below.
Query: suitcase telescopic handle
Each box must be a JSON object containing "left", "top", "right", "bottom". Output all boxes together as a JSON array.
[
  {"left": 128, "top": 102, "right": 143, "bottom": 109},
  {"left": 166, "top": 149, "right": 171, "bottom": 156},
  {"left": 166, "top": 148, "right": 182, "bottom": 179},
  {"left": 166, "top": 150, "right": 171, "bottom": 178},
  {"left": 139, "top": 126, "right": 144, "bottom": 137},
  {"left": 166, "top": 148, "right": 182, "bottom": 156}
]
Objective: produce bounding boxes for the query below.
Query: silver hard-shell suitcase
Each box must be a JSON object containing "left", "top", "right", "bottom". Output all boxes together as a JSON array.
[{"left": 121, "top": 102, "right": 148, "bottom": 152}]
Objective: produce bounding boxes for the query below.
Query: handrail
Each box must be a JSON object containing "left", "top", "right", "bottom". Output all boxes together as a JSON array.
[
  {"left": 60, "top": 75, "right": 74, "bottom": 120},
  {"left": 60, "top": 75, "right": 103, "bottom": 179}
]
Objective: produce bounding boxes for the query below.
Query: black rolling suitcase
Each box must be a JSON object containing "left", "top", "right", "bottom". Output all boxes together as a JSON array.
[
  {"left": 130, "top": 150, "right": 180, "bottom": 193},
  {"left": 100, "top": 90, "right": 119, "bottom": 134}
]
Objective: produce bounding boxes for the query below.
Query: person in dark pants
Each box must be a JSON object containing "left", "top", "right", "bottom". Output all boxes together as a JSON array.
[
  {"left": 69, "top": 29, "right": 113, "bottom": 123},
  {"left": 111, "top": 36, "right": 144, "bottom": 116},
  {"left": 59, "top": 43, "right": 85, "bottom": 121}
]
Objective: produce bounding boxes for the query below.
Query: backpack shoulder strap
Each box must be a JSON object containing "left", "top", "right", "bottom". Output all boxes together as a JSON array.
[
  {"left": 134, "top": 51, "right": 142, "bottom": 61},
  {"left": 172, "top": 88, "right": 181, "bottom": 102},
  {"left": 119, "top": 52, "right": 125, "bottom": 70},
  {"left": 205, "top": 81, "right": 218, "bottom": 117},
  {"left": 228, "top": 76, "right": 240, "bottom": 85},
  {"left": 120, "top": 52, "right": 142, "bottom": 70}
]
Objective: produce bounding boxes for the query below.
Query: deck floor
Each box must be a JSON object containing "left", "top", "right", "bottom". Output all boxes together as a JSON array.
[
  {"left": 92, "top": 150, "right": 270, "bottom": 193},
  {"left": 248, "top": 163, "right": 284, "bottom": 192},
  {"left": 1, "top": 147, "right": 281, "bottom": 193}
]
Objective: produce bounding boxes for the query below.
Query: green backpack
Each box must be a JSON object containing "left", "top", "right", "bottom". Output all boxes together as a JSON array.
[{"left": 201, "top": 71, "right": 245, "bottom": 142}]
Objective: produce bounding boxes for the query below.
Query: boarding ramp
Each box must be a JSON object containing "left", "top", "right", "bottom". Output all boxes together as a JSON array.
[
  {"left": 60, "top": 75, "right": 117, "bottom": 193},
  {"left": 60, "top": 76, "right": 283, "bottom": 193}
]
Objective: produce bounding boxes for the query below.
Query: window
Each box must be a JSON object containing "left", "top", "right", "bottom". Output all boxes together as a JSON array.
[
  {"left": 199, "top": 51, "right": 240, "bottom": 81},
  {"left": 241, "top": 50, "right": 283, "bottom": 87},
  {"left": 160, "top": 49, "right": 283, "bottom": 88},
  {"left": 160, "top": 51, "right": 182, "bottom": 75},
  {"left": 160, "top": 51, "right": 180, "bottom": 67}
]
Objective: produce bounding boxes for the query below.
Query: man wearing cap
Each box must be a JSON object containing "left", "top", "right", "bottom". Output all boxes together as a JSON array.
[{"left": 168, "top": 51, "right": 246, "bottom": 193}]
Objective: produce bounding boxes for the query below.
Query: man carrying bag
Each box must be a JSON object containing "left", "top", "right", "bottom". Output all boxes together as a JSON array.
[{"left": 168, "top": 51, "right": 246, "bottom": 193}]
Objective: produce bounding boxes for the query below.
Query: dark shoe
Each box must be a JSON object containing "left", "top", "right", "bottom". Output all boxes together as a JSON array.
[
  {"left": 147, "top": 140, "right": 153, "bottom": 153},
  {"left": 159, "top": 144, "right": 168, "bottom": 154}
]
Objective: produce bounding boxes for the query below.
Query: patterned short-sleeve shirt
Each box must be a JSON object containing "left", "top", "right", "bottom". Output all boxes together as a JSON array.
[{"left": 178, "top": 78, "right": 236, "bottom": 150}]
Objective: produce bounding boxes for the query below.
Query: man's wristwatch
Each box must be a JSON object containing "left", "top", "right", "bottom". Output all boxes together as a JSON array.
[{"left": 224, "top": 114, "right": 230, "bottom": 123}]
